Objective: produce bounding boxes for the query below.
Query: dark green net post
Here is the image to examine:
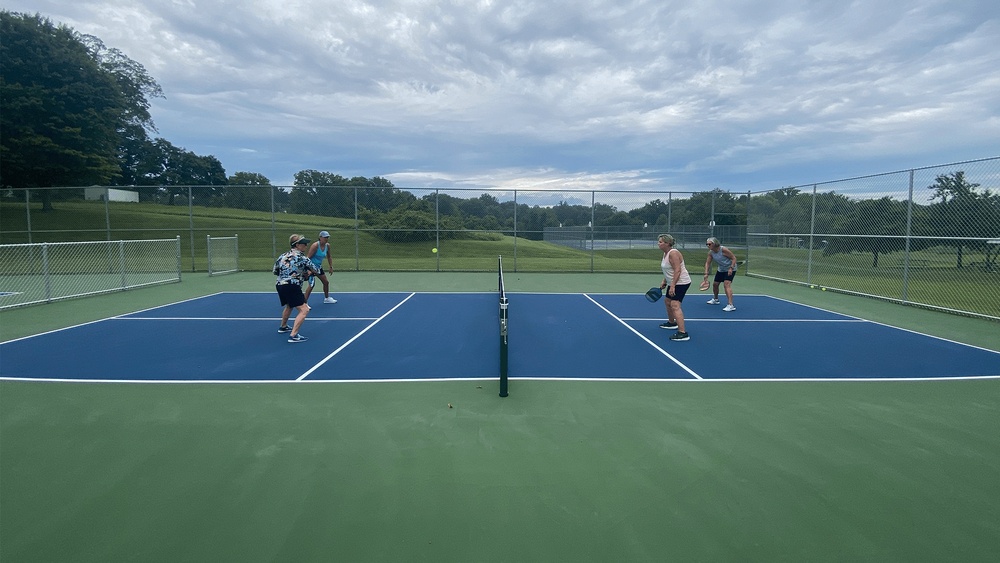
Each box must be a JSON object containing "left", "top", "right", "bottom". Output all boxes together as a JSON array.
[{"left": 499, "top": 255, "right": 509, "bottom": 397}]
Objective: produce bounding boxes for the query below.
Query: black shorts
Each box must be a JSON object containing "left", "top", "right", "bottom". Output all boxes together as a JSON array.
[
  {"left": 276, "top": 283, "right": 305, "bottom": 308},
  {"left": 667, "top": 283, "right": 691, "bottom": 302},
  {"left": 714, "top": 270, "right": 736, "bottom": 283}
]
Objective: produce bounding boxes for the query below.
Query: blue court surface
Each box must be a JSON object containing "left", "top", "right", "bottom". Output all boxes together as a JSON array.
[{"left": 1, "top": 292, "right": 998, "bottom": 382}]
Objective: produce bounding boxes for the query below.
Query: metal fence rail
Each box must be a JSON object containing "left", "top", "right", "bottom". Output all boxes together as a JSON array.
[{"left": 0, "top": 238, "right": 182, "bottom": 310}]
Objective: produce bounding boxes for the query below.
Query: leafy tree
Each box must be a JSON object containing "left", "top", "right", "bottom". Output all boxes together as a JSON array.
[
  {"left": 763, "top": 187, "right": 801, "bottom": 207},
  {"left": 746, "top": 196, "right": 779, "bottom": 229},
  {"left": 662, "top": 189, "right": 744, "bottom": 227},
  {"left": 602, "top": 211, "right": 635, "bottom": 227},
  {"left": 593, "top": 202, "right": 620, "bottom": 225},
  {"left": 288, "top": 172, "right": 405, "bottom": 218},
  {"left": 289, "top": 170, "right": 351, "bottom": 216},
  {"left": 752, "top": 189, "right": 861, "bottom": 246},
  {"left": 115, "top": 131, "right": 158, "bottom": 188},
  {"left": 356, "top": 177, "right": 409, "bottom": 214},
  {"left": 432, "top": 193, "right": 463, "bottom": 218},
  {"left": 455, "top": 193, "right": 504, "bottom": 225},
  {"left": 130, "top": 138, "right": 226, "bottom": 205},
  {"left": 822, "top": 197, "right": 914, "bottom": 267},
  {"left": 226, "top": 172, "right": 274, "bottom": 212},
  {"left": 769, "top": 194, "right": 813, "bottom": 234},
  {"left": 628, "top": 199, "right": 672, "bottom": 227},
  {"left": 812, "top": 192, "right": 854, "bottom": 235},
  {"left": 0, "top": 11, "right": 160, "bottom": 210},
  {"left": 367, "top": 208, "right": 463, "bottom": 242},
  {"left": 925, "top": 171, "right": 997, "bottom": 268},
  {"left": 124, "top": 137, "right": 228, "bottom": 204},
  {"left": 552, "top": 201, "right": 592, "bottom": 227},
  {"left": 79, "top": 34, "right": 161, "bottom": 135},
  {"left": 80, "top": 34, "right": 162, "bottom": 188}
]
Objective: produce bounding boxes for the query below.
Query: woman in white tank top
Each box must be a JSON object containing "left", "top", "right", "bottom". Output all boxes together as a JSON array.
[{"left": 657, "top": 234, "right": 691, "bottom": 341}]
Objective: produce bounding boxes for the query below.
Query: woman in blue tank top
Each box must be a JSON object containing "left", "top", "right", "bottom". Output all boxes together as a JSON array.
[{"left": 304, "top": 230, "right": 336, "bottom": 304}]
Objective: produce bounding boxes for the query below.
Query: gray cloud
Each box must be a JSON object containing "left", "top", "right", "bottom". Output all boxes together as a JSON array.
[{"left": 7, "top": 0, "right": 999, "bottom": 189}]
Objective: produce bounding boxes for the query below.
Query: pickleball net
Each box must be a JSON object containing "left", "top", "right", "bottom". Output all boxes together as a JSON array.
[{"left": 498, "top": 255, "right": 509, "bottom": 397}]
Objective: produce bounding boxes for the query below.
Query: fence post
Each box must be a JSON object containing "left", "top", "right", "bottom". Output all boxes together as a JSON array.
[
  {"left": 513, "top": 190, "right": 519, "bottom": 271},
  {"left": 667, "top": 193, "right": 673, "bottom": 231},
  {"left": 902, "top": 169, "right": 915, "bottom": 302},
  {"left": 590, "top": 191, "right": 595, "bottom": 272},
  {"left": 354, "top": 186, "right": 360, "bottom": 271},
  {"left": 25, "top": 189, "right": 32, "bottom": 244},
  {"left": 806, "top": 184, "right": 818, "bottom": 284},
  {"left": 42, "top": 242, "right": 51, "bottom": 303},
  {"left": 119, "top": 240, "right": 127, "bottom": 289},
  {"left": 188, "top": 186, "right": 195, "bottom": 272},
  {"left": 744, "top": 190, "right": 751, "bottom": 274},
  {"left": 710, "top": 191, "right": 716, "bottom": 237},
  {"left": 435, "top": 189, "right": 440, "bottom": 272},
  {"left": 270, "top": 185, "right": 277, "bottom": 262},
  {"left": 104, "top": 187, "right": 112, "bottom": 241}
]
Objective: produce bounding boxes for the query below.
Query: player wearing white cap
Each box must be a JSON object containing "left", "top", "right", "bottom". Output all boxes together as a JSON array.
[{"left": 304, "top": 230, "right": 337, "bottom": 304}]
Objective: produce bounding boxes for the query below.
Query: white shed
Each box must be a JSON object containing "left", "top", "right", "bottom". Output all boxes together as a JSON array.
[{"left": 85, "top": 188, "right": 139, "bottom": 202}]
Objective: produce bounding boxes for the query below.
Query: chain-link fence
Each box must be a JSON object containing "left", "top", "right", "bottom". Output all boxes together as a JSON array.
[
  {"left": 746, "top": 157, "right": 1000, "bottom": 320},
  {"left": 0, "top": 185, "right": 743, "bottom": 274},
  {"left": 207, "top": 235, "right": 239, "bottom": 276},
  {"left": 1, "top": 157, "right": 996, "bottom": 318},
  {"left": 0, "top": 238, "right": 181, "bottom": 309}
]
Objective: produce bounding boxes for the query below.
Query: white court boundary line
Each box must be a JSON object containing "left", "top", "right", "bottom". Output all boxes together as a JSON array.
[
  {"left": 296, "top": 292, "right": 416, "bottom": 381},
  {"left": 602, "top": 292, "right": 1000, "bottom": 355},
  {"left": 0, "top": 292, "right": 228, "bottom": 345},
  {"left": 114, "top": 317, "right": 378, "bottom": 321},
  {"left": 3, "top": 375, "right": 998, "bottom": 384},
  {"left": 620, "top": 318, "right": 866, "bottom": 323},
  {"left": 760, "top": 293, "right": 1000, "bottom": 354},
  {"left": 583, "top": 293, "right": 702, "bottom": 380}
]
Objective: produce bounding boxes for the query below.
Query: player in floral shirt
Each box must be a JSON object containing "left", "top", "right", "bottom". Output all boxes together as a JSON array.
[{"left": 273, "top": 233, "right": 321, "bottom": 342}]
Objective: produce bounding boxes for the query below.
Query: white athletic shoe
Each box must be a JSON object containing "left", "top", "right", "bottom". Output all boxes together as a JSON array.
[
  {"left": 723, "top": 304, "right": 736, "bottom": 312},
  {"left": 707, "top": 298, "right": 720, "bottom": 305},
  {"left": 323, "top": 297, "right": 337, "bottom": 304}
]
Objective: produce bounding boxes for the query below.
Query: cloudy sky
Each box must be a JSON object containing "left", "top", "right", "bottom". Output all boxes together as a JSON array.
[{"left": 8, "top": 0, "right": 1000, "bottom": 193}]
